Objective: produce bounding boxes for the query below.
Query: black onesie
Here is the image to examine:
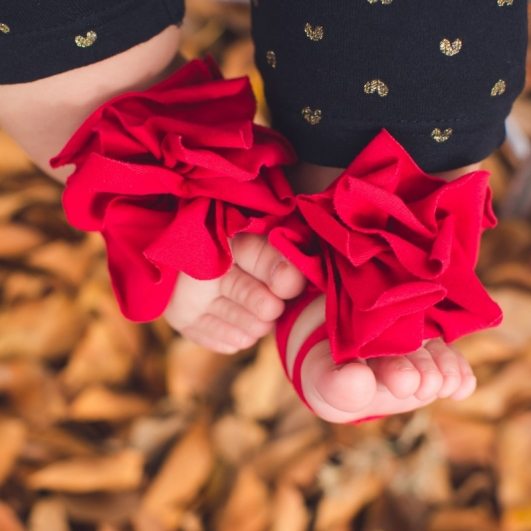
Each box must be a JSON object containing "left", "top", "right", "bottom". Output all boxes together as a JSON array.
[{"left": 0, "top": 0, "right": 527, "bottom": 172}]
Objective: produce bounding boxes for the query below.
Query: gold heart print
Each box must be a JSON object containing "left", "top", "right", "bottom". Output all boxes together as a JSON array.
[
  {"left": 367, "top": 0, "right": 393, "bottom": 4},
  {"left": 491, "top": 80, "right": 506, "bottom": 97},
  {"left": 364, "top": 80, "right": 389, "bottom": 97},
  {"left": 266, "top": 51, "right": 277, "bottom": 68},
  {"left": 75, "top": 30, "right": 97, "bottom": 48},
  {"left": 498, "top": 0, "right": 513, "bottom": 5},
  {"left": 0, "top": 23, "right": 10, "bottom": 34},
  {"left": 440, "top": 38, "right": 462, "bottom": 57},
  {"left": 302, "top": 107, "right": 322, "bottom": 125},
  {"left": 431, "top": 128, "right": 453, "bottom": 143},
  {"left": 305, "top": 23, "right": 324, "bottom": 42}
]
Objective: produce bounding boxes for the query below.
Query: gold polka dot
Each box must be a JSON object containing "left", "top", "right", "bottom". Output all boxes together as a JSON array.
[
  {"left": 0, "top": 23, "right": 10, "bottom": 34},
  {"left": 367, "top": 0, "right": 393, "bottom": 4},
  {"left": 266, "top": 51, "right": 277, "bottom": 68},
  {"left": 75, "top": 30, "right": 97, "bottom": 48},
  {"left": 302, "top": 107, "right": 322, "bottom": 125},
  {"left": 440, "top": 39, "right": 462, "bottom": 57},
  {"left": 491, "top": 80, "right": 506, "bottom": 97},
  {"left": 364, "top": 80, "right": 389, "bottom": 97},
  {"left": 304, "top": 23, "right": 324, "bottom": 42},
  {"left": 431, "top": 128, "right": 453, "bottom": 143},
  {"left": 498, "top": 0, "right": 513, "bottom": 5}
]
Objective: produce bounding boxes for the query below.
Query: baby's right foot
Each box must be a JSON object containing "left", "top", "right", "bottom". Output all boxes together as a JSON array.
[
  {"left": 164, "top": 233, "right": 306, "bottom": 353},
  {"left": 287, "top": 295, "right": 476, "bottom": 423}
]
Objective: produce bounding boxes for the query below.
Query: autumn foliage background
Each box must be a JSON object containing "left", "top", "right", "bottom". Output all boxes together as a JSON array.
[{"left": 1, "top": 2, "right": 531, "bottom": 530}]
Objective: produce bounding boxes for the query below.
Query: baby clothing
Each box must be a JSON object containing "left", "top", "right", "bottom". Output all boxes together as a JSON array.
[{"left": 0, "top": 0, "right": 527, "bottom": 171}]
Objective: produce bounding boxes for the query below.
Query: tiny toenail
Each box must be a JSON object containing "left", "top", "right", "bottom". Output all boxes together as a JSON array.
[
  {"left": 270, "top": 259, "right": 289, "bottom": 284},
  {"left": 397, "top": 364, "right": 415, "bottom": 371}
]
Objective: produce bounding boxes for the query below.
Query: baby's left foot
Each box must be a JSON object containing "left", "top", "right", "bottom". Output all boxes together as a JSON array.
[
  {"left": 288, "top": 296, "right": 476, "bottom": 423},
  {"left": 164, "top": 233, "right": 306, "bottom": 354}
]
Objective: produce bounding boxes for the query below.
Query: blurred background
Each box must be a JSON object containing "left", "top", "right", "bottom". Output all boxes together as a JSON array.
[{"left": 1, "top": 2, "right": 531, "bottom": 530}]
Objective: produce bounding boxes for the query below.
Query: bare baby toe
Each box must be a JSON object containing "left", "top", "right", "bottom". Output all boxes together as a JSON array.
[
  {"left": 448, "top": 351, "right": 477, "bottom": 401},
  {"left": 405, "top": 348, "right": 444, "bottom": 401},
  {"left": 210, "top": 297, "right": 274, "bottom": 339},
  {"left": 425, "top": 339, "right": 463, "bottom": 398},
  {"left": 231, "top": 233, "right": 306, "bottom": 300},
  {"left": 301, "top": 341, "right": 377, "bottom": 421},
  {"left": 192, "top": 314, "right": 257, "bottom": 354},
  {"left": 220, "top": 265, "right": 284, "bottom": 321},
  {"left": 367, "top": 355, "right": 422, "bottom": 399}
]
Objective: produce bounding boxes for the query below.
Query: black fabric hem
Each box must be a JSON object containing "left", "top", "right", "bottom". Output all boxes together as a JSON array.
[
  {"left": 272, "top": 110, "right": 509, "bottom": 173},
  {"left": 0, "top": 0, "right": 184, "bottom": 84}
]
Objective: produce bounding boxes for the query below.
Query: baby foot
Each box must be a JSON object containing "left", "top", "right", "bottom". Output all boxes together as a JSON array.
[
  {"left": 164, "top": 233, "right": 306, "bottom": 354},
  {"left": 287, "top": 295, "right": 476, "bottom": 423}
]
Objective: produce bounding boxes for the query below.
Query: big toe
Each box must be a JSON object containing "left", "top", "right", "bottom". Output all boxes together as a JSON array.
[{"left": 301, "top": 340, "right": 377, "bottom": 422}]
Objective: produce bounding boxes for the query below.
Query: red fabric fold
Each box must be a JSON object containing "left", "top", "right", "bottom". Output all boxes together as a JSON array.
[
  {"left": 52, "top": 57, "right": 297, "bottom": 322},
  {"left": 270, "top": 130, "right": 502, "bottom": 365}
]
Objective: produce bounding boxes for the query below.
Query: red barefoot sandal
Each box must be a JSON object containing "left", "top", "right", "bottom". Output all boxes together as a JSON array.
[
  {"left": 51, "top": 57, "right": 296, "bottom": 321},
  {"left": 271, "top": 130, "right": 503, "bottom": 420}
]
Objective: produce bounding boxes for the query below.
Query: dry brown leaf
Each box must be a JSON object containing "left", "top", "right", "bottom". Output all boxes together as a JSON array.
[
  {"left": 427, "top": 507, "right": 498, "bottom": 531},
  {"left": 142, "top": 420, "right": 214, "bottom": 530},
  {"left": 213, "top": 415, "right": 268, "bottom": 465},
  {"left": 3, "top": 271, "right": 56, "bottom": 305},
  {"left": 0, "top": 130, "right": 36, "bottom": 175},
  {"left": 315, "top": 471, "right": 383, "bottom": 531},
  {"left": 482, "top": 153, "right": 511, "bottom": 203},
  {"left": 483, "top": 262, "right": 531, "bottom": 291},
  {"left": 502, "top": 506, "right": 531, "bottom": 531},
  {"left": 62, "top": 491, "right": 141, "bottom": 525},
  {"left": 497, "top": 412, "right": 531, "bottom": 509},
  {"left": 216, "top": 465, "right": 271, "bottom": 531},
  {"left": 232, "top": 335, "right": 287, "bottom": 420},
  {"left": 27, "top": 449, "right": 144, "bottom": 493},
  {"left": 0, "top": 292, "right": 86, "bottom": 361},
  {"left": 0, "top": 417, "right": 26, "bottom": 485},
  {"left": 437, "top": 358, "right": 531, "bottom": 420},
  {"left": 61, "top": 320, "right": 137, "bottom": 392},
  {"left": 166, "top": 338, "right": 234, "bottom": 403},
  {"left": 270, "top": 482, "right": 309, "bottom": 531},
  {"left": 28, "top": 497, "right": 69, "bottom": 531},
  {"left": 432, "top": 413, "right": 496, "bottom": 466},
  {"left": 97, "top": 524, "right": 121, "bottom": 531},
  {"left": 454, "top": 330, "right": 520, "bottom": 368},
  {"left": 131, "top": 510, "right": 166, "bottom": 531},
  {"left": 179, "top": 512, "right": 204, "bottom": 531},
  {"left": 76, "top": 278, "right": 143, "bottom": 356},
  {"left": 27, "top": 239, "right": 99, "bottom": 286},
  {"left": 0, "top": 224, "right": 46, "bottom": 257},
  {"left": 390, "top": 442, "right": 452, "bottom": 505},
  {"left": 0, "top": 501, "right": 25, "bottom": 531},
  {"left": 68, "top": 386, "right": 152, "bottom": 422},
  {"left": 0, "top": 360, "right": 67, "bottom": 427},
  {"left": 22, "top": 426, "right": 95, "bottom": 463},
  {"left": 253, "top": 424, "right": 323, "bottom": 481},
  {"left": 278, "top": 443, "right": 328, "bottom": 490},
  {"left": 129, "top": 415, "right": 186, "bottom": 459}
]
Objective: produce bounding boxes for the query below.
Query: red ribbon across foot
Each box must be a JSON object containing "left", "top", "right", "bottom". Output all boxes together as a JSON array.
[
  {"left": 270, "top": 129, "right": 503, "bottom": 365},
  {"left": 52, "top": 57, "right": 297, "bottom": 321}
]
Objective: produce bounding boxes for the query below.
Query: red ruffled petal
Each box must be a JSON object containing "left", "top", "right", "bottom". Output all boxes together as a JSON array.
[
  {"left": 271, "top": 129, "right": 502, "bottom": 363},
  {"left": 54, "top": 58, "right": 297, "bottom": 321}
]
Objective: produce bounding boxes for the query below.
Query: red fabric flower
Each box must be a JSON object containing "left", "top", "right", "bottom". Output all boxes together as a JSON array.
[
  {"left": 270, "top": 130, "right": 502, "bottom": 364},
  {"left": 52, "top": 57, "right": 296, "bottom": 322}
]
